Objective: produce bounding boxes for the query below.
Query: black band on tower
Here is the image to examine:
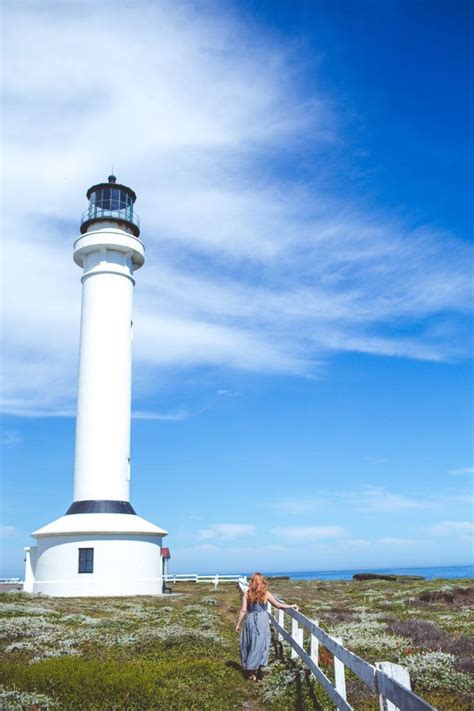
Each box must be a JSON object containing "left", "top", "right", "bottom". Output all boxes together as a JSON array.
[{"left": 65, "top": 500, "right": 137, "bottom": 515}]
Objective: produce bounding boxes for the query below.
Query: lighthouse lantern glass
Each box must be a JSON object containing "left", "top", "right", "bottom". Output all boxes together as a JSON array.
[{"left": 90, "top": 188, "right": 132, "bottom": 212}]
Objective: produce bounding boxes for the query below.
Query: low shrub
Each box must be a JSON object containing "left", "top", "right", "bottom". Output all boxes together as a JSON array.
[
  {"left": 417, "top": 587, "right": 474, "bottom": 606},
  {"left": 387, "top": 619, "right": 447, "bottom": 650},
  {"left": 403, "top": 651, "right": 474, "bottom": 695},
  {"left": 447, "top": 635, "right": 474, "bottom": 674},
  {"left": 0, "top": 686, "right": 60, "bottom": 710}
]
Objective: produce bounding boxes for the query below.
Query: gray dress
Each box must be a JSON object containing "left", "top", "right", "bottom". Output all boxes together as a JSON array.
[{"left": 240, "top": 599, "right": 271, "bottom": 670}]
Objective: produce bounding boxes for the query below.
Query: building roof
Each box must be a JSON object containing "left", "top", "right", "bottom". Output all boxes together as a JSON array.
[{"left": 32, "top": 513, "right": 168, "bottom": 538}]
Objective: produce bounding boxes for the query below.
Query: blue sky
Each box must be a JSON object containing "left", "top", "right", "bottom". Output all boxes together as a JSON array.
[{"left": 1, "top": 0, "right": 472, "bottom": 576}]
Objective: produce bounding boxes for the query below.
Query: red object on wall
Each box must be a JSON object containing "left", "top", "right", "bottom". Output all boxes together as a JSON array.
[{"left": 162, "top": 547, "right": 171, "bottom": 559}]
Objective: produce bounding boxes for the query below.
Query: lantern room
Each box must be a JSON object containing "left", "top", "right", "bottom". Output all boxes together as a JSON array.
[{"left": 80, "top": 174, "right": 140, "bottom": 237}]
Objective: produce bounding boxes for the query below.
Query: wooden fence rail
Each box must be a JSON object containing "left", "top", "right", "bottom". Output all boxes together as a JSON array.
[{"left": 238, "top": 578, "right": 436, "bottom": 711}]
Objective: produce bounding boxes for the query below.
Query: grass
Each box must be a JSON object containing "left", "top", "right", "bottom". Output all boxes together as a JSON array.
[
  {"left": 0, "top": 588, "right": 250, "bottom": 710},
  {"left": 0, "top": 577, "right": 472, "bottom": 710}
]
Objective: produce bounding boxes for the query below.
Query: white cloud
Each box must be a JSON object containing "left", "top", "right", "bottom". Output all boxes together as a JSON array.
[
  {"left": 132, "top": 409, "right": 189, "bottom": 421},
  {"left": 344, "top": 539, "right": 372, "bottom": 548},
  {"left": 0, "top": 431, "right": 22, "bottom": 447},
  {"left": 447, "top": 493, "right": 474, "bottom": 505},
  {"left": 1, "top": 1, "right": 472, "bottom": 416},
  {"left": 271, "top": 526, "right": 345, "bottom": 541},
  {"left": 197, "top": 543, "right": 219, "bottom": 553},
  {"left": 0, "top": 526, "right": 20, "bottom": 538},
  {"left": 271, "top": 486, "right": 438, "bottom": 515},
  {"left": 348, "top": 487, "right": 436, "bottom": 513},
  {"left": 427, "top": 521, "right": 474, "bottom": 536},
  {"left": 376, "top": 537, "right": 419, "bottom": 546},
  {"left": 270, "top": 498, "right": 323, "bottom": 515},
  {"left": 199, "top": 523, "right": 256, "bottom": 541},
  {"left": 337, "top": 537, "right": 420, "bottom": 549},
  {"left": 449, "top": 467, "right": 474, "bottom": 476}
]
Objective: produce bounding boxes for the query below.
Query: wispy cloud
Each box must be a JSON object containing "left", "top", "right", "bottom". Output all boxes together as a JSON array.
[
  {"left": 270, "top": 498, "right": 322, "bottom": 515},
  {"left": 271, "top": 526, "right": 345, "bottom": 541},
  {"left": 271, "top": 486, "right": 438, "bottom": 515},
  {"left": 449, "top": 467, "right": 474, "bottom": 477},
  {"left": 199, "top": 523, "right": 256, "bottom": 541},
  {"left": 1, "top": 1, "right": 472, "bottom": 416},
  {"left": 132, "top": 409, "right": 189, "bottom": 421},
  {"left": 344, "top": 538, "right": 372, "bottom": 548},
  {"left": 342, "top": 536, "right": 434, "bottom": 549},
  {"left": 427, "top": 521, "right": 474, "bottom": 536},
  {"left": 197, "top": 543, "right": 219, "bottom": 553},
  {"left": 347, "top": 487, "right": 436, "bottom": 513},
  {"left": 0, "top": 431, "right": 22, "bottom": 447},
  {"left": 0, "top": 526, "right": 20, "bottom": 539},
  {"left": 376, "top": 537, "right": 420, "bottom": 547}
]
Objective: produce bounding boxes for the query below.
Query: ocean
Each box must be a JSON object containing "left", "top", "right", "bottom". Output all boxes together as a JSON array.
[{"left": 261, "top": 564, "right": 473, "bottom": 581}]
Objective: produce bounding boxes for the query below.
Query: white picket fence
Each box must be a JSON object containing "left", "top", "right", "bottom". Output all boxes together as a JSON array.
[
  {"left": 164, "top": 573, "right": 245, "bottom": 588},
  {"left": 238, "top": 578, "right": 436, "bottom": 711}
]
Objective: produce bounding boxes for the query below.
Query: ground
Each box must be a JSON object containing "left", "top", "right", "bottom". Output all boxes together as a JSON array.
[{"left": 0, "top": 577, "right": 472, "bottom": 710}]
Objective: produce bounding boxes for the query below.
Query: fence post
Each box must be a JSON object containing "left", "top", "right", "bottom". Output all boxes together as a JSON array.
[
  {"left": 278, "top": 608, "right": 285, "bottom": 641},
  {"left": 290, "top": 616, "right": 303, "bottom": 659},
  {"left": 376, "top": 662, "right": 411, "bottom": 711},
  {"left": 297, "top": 624, "right": 304, "bottom": 652},
  {"left": 332, "top": 636, "right": 347, "bottom": 704},
  {"left": 310, "top": 620, "right": 319, "bottom": 666},
  {"left": 214, "top": 574, "right": 219, "bottom": 589},
  {"left": 291, "top": 616, "right": 298, "bottom": 658}
]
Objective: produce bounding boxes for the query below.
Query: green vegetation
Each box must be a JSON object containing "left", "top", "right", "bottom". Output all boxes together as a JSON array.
[
  {"left": 0, "top": 589, "right": 249, "bottom": 710},
  {"left": 0, "top": 577, "right": 472, "bottom": 710},
  {"left": 264, "top": 576, "right": 473, "bottom": 710}
]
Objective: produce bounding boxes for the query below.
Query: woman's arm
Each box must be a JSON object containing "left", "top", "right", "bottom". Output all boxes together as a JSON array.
[
  {"left": 236, "top": 591, "right": 248, "bottom": 632},
  {"left": 267, "top": 591, "right": 298, "bottom": 610}
]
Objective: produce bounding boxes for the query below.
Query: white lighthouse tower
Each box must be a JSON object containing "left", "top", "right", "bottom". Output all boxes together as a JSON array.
[{"left": 23, "top": 176, "right": 168, "bottom": 597}]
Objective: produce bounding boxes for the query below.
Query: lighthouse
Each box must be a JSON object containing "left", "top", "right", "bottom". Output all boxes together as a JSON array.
[{"left": 23, "top": 176, "right": 168, "bottom": 597}]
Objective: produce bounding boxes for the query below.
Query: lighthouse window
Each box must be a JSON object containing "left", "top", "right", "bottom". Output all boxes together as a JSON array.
[
  {"left": 111, "top": 188, "right": 121, "bottom": 210},
  {"left": 78, "top": 547, "right": 94, "bottom": 574},
  {"left": 101, "top": 188, "right": 111, "bottom": 208},
  {"left": 91, "top": 189, "right": 103, "bottom": 207},
  {"left": 90, "top": 188, "right": 132, "bottom": 212}
]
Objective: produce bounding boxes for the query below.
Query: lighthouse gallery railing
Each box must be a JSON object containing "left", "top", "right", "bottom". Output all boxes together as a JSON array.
[{"left": 80, "top": 204, "right": 140, "bottom": 232}]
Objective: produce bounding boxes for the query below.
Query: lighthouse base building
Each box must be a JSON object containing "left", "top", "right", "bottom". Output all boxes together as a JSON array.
[
  {"left": 24, "top": 511, "right": 167, "bottom": 597},
  {"left": 23, "top": 176, "right": 168, "bottom": 597}
]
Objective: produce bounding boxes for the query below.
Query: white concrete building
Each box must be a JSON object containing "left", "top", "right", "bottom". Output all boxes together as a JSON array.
[{"left": 24, "top": 176, "right": 168, "bottom": 596}]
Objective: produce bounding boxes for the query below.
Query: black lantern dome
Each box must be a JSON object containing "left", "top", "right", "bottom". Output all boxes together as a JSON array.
[{"left": 80, "top": 175, "right": 140, "bottom": 237}]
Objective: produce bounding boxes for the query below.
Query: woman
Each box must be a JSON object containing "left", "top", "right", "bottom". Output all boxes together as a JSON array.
[{"left": 236, "top": 572, "right": 298, "bottom": 681}]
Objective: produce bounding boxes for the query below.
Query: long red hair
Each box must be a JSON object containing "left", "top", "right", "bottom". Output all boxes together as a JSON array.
[{"left": 247, "top": 572, "right": 267, "bottom": 604}]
